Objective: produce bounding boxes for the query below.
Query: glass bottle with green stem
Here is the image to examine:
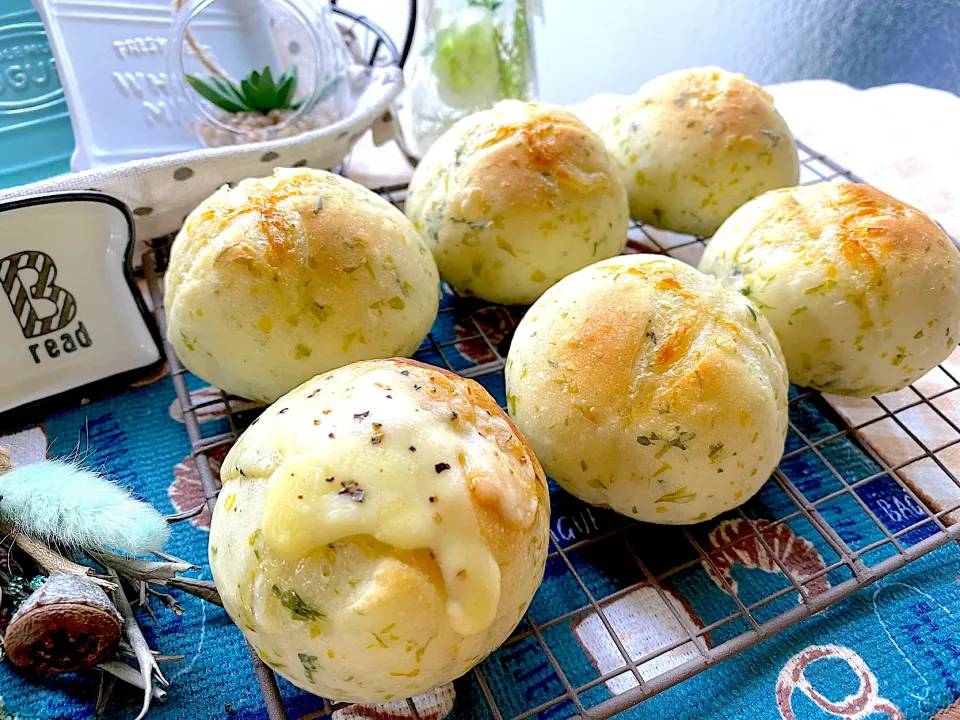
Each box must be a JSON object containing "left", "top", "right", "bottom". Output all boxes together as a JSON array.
[{"left": 408, "top": 0, "right": 540, "bottom": 157}]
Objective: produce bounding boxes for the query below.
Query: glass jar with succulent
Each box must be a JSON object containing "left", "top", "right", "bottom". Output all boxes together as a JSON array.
[
  {"left": 406, "top": 0, "right": 541, "bottom": 157},
  {"left": 170, "top": 0, "right": 352, "bottom": 148},
  {"left": 186, "top": 66, "right": 341, "bottom": 147}
]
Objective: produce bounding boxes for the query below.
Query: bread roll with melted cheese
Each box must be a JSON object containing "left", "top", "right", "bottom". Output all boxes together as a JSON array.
[
  {"left": 700, "top": 182, "right": 960, "bottom": 395},
  {"left": 599, "top": 67, "right": 799, "bottom": 236},
  {"left": 209, "top": 359, "right": 549, "bottom": 702},
  {"left": 165, "top": 168, "right": 439, "bottom": 402},
  {"left": 405, "top": 100, "right": 629, "bottom": 304},
  {"left": 505, "top": 255, "right": 788, "bottom": 524}
]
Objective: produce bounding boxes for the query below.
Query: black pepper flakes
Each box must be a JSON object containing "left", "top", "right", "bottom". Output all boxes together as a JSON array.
[
  {"left": 354, "top": 411, "right": 370, "bottom": 420},
  {"left": 339, "top": 480, "right": 365, "bottom": 502},
  {"left": 326, "top": 477, "right": 335, "bottom": 482},
  {"left": 400, "top": 370, "right": 410, "bottom": 376},
  {"left": 450, "top": 411, "right": 458, "bottom": 421},
  {"left": 429, "top": 496, "right": 437, "bottom": 503},
  {"left": 409, "top": 446, "right": 417, "bottom": 452},
  {"left": 386, "top": 394, "right": 392, "bottom": 399},
  {"left": 413, "top": 384, "right": 422, "bottom": 391},
  {"left": 278, "top": 408, "right": 289, "bottom": 415},
  {"left": 238, "top": 467, "right": 246, "bottom": 477},
  {"left": 328, "top": 433, "right": 335, "bottom": 438},
  {"left": 435, "top": 462, "right": 451, "bottom": 474}
]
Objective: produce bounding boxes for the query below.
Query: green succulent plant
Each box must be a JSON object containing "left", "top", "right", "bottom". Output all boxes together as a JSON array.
[{"left": 186, "top": 65, "right": 303, "bottom": 115}]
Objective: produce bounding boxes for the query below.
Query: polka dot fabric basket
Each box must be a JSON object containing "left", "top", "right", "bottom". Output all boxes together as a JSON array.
[{"left": 0, "top": 65, "right": 402, "bottom": 263}]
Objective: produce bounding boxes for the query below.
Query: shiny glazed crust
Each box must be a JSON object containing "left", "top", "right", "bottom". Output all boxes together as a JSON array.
[
  {"left": 165, "top": 169, "right": 439, "bottom": 401},
  {"left": 506, "top": 255, "right": 789, "bottom": 524},
  {"left": 406, "top": 100, "right": 628, "bottom": 304},
  {"left": 600, "top": 66, "right": 799, "bottom": 236},
  {"left": 700, "top": 182, "right": 960, "bottom": 395}
]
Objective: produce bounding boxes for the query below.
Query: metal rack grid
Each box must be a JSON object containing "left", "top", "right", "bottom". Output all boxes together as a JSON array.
[{"left": 144, "top": 139, "right": 960, "bottom": 720}]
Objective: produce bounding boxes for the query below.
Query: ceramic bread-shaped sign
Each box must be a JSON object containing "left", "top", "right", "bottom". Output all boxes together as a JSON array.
[{"left": 0, "top": 193, "right": 161, "bottom": 415}]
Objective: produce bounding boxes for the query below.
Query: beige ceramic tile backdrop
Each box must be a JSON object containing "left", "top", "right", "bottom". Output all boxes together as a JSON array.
[{"left": 346, "top": 79, "right": 960, "bottom": 523}]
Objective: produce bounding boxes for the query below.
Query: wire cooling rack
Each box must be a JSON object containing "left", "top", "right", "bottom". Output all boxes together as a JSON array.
[{"left": 144, "top": 140, "right": 960, "bottom": 720}]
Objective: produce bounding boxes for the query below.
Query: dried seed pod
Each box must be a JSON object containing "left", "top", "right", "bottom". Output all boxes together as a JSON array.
[{"left": 4, "top": 572, "right": 122, "bottom": 673}]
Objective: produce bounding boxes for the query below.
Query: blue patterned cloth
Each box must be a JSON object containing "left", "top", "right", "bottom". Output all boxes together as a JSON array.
[{"left": 2, "top": 297, "right": 959, "bottom": 720}]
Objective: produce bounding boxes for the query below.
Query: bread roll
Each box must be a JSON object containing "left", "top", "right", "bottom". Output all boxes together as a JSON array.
[
  {"left": 505, "top": 255, "right": 788, "bottom": 524},
  {"left": 209, "top": 359, "right": 549, "bottom": 702},
  {"left": 599, "top": 67, "right": 799, "bottom": 237},
  {"left": 405, "top": 100, "right": 629, "bottom": 304},
  {"left": 700, "top": 182, "right": 960, "bottom": 396},
  {"left": 165, "top": 169, "right": 439, "bottom": 402}
]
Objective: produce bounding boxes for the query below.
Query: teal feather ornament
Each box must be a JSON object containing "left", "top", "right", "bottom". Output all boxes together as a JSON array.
[{"left": 0, "top": 460, "right": 170, "bottom": 556}]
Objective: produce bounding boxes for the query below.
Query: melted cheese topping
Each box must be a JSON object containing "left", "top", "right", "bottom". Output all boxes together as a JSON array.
[{"left": 257, "top": 367, "right": 513, "bottom": 636}]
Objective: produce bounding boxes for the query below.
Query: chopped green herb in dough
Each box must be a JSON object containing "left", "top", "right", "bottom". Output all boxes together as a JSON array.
[
  {"left": 451, "top": 216, "right": 493, "bottom": 230},
  {"left": 496, "top": 237, "right": 517, "bottom": 257},
  {"left": 708, "top": 442, "right": 725, "bottom": 463},
  {"left": 656, "top": 486, "right": 697, "bottom": 503},
  {"left": 272, "top": 585, "right": 324, "bottom": 622},
  {"left": 299, "top": 653, "right": 319, "bottom": 683}
]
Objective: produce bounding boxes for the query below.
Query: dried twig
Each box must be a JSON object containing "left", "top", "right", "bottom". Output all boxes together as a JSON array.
[
  {"left": 141, "top": 585, "right": 159, "bottom": 627},
  {"left": 0, "top": 446, "right": 10, "bottom": 475},
  {"left": 95, "top": 671, "right": 117, "bottom": 718},
  {"left": 164, "top": 504, "right": 205, "bottom": 525},
  {"left": 154, "top": 654, "right": 185, "bottom": 664},
  {"left": 90, "top": 550, "right": 196, "bottom": 582},
  {"left": 0, "top": 522, "right": 115, "bottom": 590},
  {"left": 119, "top": 641, "right": 184, "bottom": 665},
  {"left": 108, "top": 569, "right": 167, "bottom": 720},
  {"left": 152, "top": 549, "right": 194, "bottom": 565},
  {"left": 91, "top": 548, "right": 220, "bottom": 606},
  {"left": 147, "top": 587, "right": 184, "bottom": 616},
  {"left": 166, "top": 577, "right": 222, "bottom": 607},
  {"left": 98, "top": 661, "right": 167, "bottom": 701}
]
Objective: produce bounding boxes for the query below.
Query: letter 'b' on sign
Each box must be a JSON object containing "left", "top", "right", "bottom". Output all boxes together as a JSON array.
[{"left": 0, "top": 251, "right": 77, "bottom": 339}]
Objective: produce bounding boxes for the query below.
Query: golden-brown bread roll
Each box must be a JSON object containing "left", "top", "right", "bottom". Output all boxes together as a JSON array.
[
  {"left": 209, "top": 359, "right": 550, "bottom": 702},
  {"left": 405, "top": 100, "right": 629, "bottom": 304},
  {"left": 599, "top": 67, "right": 799, "bottom": 236},
  {"left": 505, "top": 254, "right": 788, "bottom": 524},
  {"left": 165, "top": 169, "right": 439, "bottom": 402},
  {"left": 700, "top": 182, "right": 960, "bottom": 395}
]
